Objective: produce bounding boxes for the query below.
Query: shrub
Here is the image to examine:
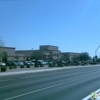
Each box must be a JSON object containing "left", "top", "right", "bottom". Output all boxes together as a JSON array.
[
  {"left": 14, "top": 66, "right": 17, "bottom": 69},
  {"left": 20, "top": 65, "right": 24, "bottom": 68},
  {"left": 35, "top": 64, "right": 40, "bottom": 67},
  {"left": 58, "top": 63, "right": 63, "bottom": 67},
  {"left": 40, "top": 64, "right": 44, "bottom": 67},
  {"left": 49, "top": 64, "right": 55, "bottom": 67},
  {"left": 26, "top": 64, "right": 30, "bottom": 68},
  {"left": 9, "top": 66, "right": 13, "bottom": 69},
  {"left": 1, "top": 67, "right": 7, "bottom": 72}
]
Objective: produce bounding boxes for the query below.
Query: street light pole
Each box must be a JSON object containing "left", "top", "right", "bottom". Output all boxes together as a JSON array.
[
  {"left": 95, "top": 45, "right": 100, "bottom": 63},
  {"left": 95, "top": 45, "right": 100, "bottom": 57}
]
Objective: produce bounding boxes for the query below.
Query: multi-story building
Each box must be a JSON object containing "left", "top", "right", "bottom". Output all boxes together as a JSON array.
[
  {"left": 0, "top": 45, "right": 82, "bottom": 62},
  {"left": 39, "top": 45, "right": 61, "bottom": 59},
  {"left": 16, "top": 45, "right": 61, "bottom": 60}
]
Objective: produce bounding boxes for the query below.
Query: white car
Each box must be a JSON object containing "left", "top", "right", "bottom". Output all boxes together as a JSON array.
[{"left": 0, "top": 62, "right": 6, "bottom": 66}]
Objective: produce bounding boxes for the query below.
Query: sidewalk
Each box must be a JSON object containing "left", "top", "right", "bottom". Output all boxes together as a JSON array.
[{"left": 0, "top": 64, "right": 100, "bottom": 76}]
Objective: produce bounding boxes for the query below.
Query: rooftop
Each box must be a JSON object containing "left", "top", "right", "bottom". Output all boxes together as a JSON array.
[
  {"left": 0, "top": 46, "right": 15, "bottom": 49},
  {"left": 61, "top": 52, "right": 81, "bottom": 54},
  {"left": 40, "top": 45, "right": 58, "bottom": 47}
]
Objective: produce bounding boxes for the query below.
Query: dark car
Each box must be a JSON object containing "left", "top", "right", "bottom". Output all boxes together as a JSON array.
[
  {"left": 12, "top": 62, "right": 19, "bottom": 66},
  {"left": 73, "top": 61, "right": 80, "bottom": 66},
  {"left": 6, "top": 62, "right": 12, "bottom": 66}
]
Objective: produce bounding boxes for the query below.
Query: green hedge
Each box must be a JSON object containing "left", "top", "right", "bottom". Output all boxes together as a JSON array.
[
  {"left": 49, "top": 64, "right": 55, "bottom": 67},
  {"left": 14, "top": 66, "right": 17, "bottom": 69},
  {"left": 58, "top": 63, "right": 63, "bottom": 67},
  {"left": 20, "top": 65, "right": 24, "bottom": 68},
  {"left": 1, "top": 67, "right": 7, "bottom": 72},
  {"left": 35, "top": 64, "right": 40, "bottom": 67},
  {"left": 26, "top": 65, "right": 30, "bottom": 68},
  {"left": 40, "top": 64, "right": 44, "bottom": 67},
  {"left": 9, "top": 66, "right": 13, "bottom": 69}
]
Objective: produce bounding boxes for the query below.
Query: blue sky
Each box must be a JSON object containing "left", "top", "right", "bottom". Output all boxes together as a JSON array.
[{"left": 0, "top": 0, "right": 100, "bottom": 57}]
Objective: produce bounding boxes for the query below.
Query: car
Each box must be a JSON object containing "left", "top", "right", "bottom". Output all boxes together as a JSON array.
[
  {"left": 12, "top": 62, "right": 19, "bottom": 66},
  {"left": 29, "top": 62, "right": 35, "bottom": 65},
  {"left": 17, "top": 62, "right": 24, "bottom": 66},
  {"left": 23, "top": 62, "right": 28, "bottom": 65},
  {"left": 0, "top": 62, "right": 6, "bottom": 66},
  {"left": 72, "top": 61, "right": 80, "bottom": 66},
  {"left": 6, "top": 62, "right": 12, "bottom": 66},
  {"left": 37, "top": 60, "right": 46, "bottom": 65}
]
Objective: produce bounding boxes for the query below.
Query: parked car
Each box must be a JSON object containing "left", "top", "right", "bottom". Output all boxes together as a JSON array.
[
  {"left": 37, "top": 60, "right": 46, "bottom": 65},
  {"left": 0, "top": 62, "right": 6, "bottom": 66},
  {"left": 23, "top": 61, "right": 28, "bottom": 65},
  {"left": 17, "top": 62, "right": 24, "bottom": 66},
  {"left": 29, "top": 62, "right": 35, "bottom": 66},
  {"left": 6, "top": 62, "right": 12, "bottom": 66},
  {"left": 6, "top": 61, "right": 16, "bottom": 66},
  {"left": 12, "top": 62, "right": 19, "bottom": 66},
  {"left": 72, "top": 61, "right": 80, "bottom": 66}
]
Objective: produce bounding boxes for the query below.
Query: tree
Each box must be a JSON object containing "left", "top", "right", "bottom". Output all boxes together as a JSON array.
[
  {"left": 61, "top": 54, "right": 69, "bottom": 61},
  {"left": 2, "top": 52, "right": 8, "bottom": 62},
  {"left": 0, "top": 37, "right": 5, "bottom": 62},
  {"left": 73, "top": 52, "right": 91, "bottom": 61},
  {"left": 30, "top": 50, "right": 45, "bottom": 60},
  {"left": 0, "top": 37, "right": 5, "bottom": 47}
]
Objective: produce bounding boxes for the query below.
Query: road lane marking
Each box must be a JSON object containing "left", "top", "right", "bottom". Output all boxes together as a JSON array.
[
  {"left": 20, "top": 69, "right": 85, "bottom": 79},
  {"left": 0, "top": 69, "right": 100, "bottom": 89},
  {"left": 0, "top": 73, "right": 84, "bottom": 89},
  {"left": 82, "top": 88, "right": 100, "bottom": 100},
  {"left": 0, "top": 79, "right": 13, "bottom": 82},
  {"left": 4, "top": 71, "right": 100, "bottom": 100},
  {"left": 20, "top": 68, "right": 100, "bottom": 79}
]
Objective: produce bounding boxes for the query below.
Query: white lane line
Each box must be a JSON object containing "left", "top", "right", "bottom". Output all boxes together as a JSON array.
[
  {"left": 0, "top": 79, "right": 13, "bottom": 82},
  {"left": 82, "top": 88, "right": 100, "bottom": 100},
  {"left": 20, "top": 69, "right": 85, "bottom": 79},
  {"left": 0, "top": 74, "right": 83, "bottom": 89},
  {"left": 21, "top": 68, "right": 100, "bottom": 79},
  {"left": 0, "top": 69, "right": 100, "bottom": 89},
  {"left": 4, "top": 71, "right": 100, "bottom": 100}
]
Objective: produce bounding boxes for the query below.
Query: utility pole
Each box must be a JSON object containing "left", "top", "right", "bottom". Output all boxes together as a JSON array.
[
  {"left": 95, "top": 45, "right": 100, "bottom": 62},
  {"left": 95, "top": 45, "right": 100, "bottom": 56}
]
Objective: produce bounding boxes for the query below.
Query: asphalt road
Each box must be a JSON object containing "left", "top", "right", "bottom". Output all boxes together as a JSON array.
[{"left": 0, "top": 66, "right": 100, "bottom": 100}]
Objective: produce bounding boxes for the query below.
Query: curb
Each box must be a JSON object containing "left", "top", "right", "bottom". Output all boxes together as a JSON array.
[{"left": 0, "top": 65, "right": 100, "bottom": 76}]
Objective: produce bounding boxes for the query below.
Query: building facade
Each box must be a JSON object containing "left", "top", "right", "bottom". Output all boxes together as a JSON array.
[
  {"left": 0, "top": 47, "right": 25, "bottom": 62},
  {"left": 39, "top": 45, "right": 61, "bottom": 59},
  {"left": 16, "top": 45, "right": 61, "bottom": 60},
  {"left": 61, "top": 52, "right": 81, "bottom": 60},
  {"left": 0, "top": 45, "right": 82, "bottom": 62}
]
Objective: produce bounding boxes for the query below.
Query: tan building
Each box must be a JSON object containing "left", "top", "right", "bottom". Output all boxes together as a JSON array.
[
  {"left": 40, "top": 45, "right": 61, "bottom": 59},
  {"left": 15, "top": 50, "right": 39, "bottom": 60},
  {"left": 61, "top": 52, "right": 81, "bottom": 60},
  {"left": 0, "top": 45, "right": 82, "bottom": 62},
  {"left": 16, "top": 45, "right": 61, "bottom": 60},
  {"left": 0, "top": 47, "right": 25, "bottom": 62}
]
